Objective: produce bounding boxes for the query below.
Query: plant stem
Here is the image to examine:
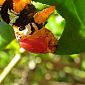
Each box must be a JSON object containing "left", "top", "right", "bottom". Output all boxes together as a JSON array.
[{"left": 0, "top": 54, "right": 21, "bottom": 84}]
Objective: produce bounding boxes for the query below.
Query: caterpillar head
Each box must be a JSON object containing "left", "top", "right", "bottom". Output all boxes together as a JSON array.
[{"left": 14, "top": 26, "right": 57, "bottom": 53}]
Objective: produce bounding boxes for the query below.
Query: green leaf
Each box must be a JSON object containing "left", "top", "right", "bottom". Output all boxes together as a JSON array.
[
  {"left": 46, "top": 14, "right": 65, "bottom": 38},
  {"left": 56, "top": 0, "right": 85, "bottom": 54},
  {"left": 34, "top": 0, "right": 61, "bottom": 5},
  {"left": 0, "top": 22, "right": 15, "bottom": 50},
  {"left": 34, "top": 0, "right": 85, "bottom": 54}
]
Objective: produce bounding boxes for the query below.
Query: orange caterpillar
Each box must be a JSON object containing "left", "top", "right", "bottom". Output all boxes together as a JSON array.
[
  {"left": 0, "top": 0, "right": 31, "bottom": 12},
  {"left": 0, "top": 0, "right": 32, "bottom": 23},
  {"left": 0, "top": 0, "right": 57, "bottom": 53},
  {"left": 34, "top": 6, "right": 55, "bottom": 24},
  {"left": 13, "top": 0, "right": 31, "bottom": 13},
  {"left": 0, "top": 0, "right": 5, "bottom": 6},
  {"left": 13, "top": 6, "right": 57, "bottom": 53}
]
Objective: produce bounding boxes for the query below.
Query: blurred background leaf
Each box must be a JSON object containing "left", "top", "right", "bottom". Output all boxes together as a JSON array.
[{"left": 0, "top": 22, "right": 15, "bottom": 50}]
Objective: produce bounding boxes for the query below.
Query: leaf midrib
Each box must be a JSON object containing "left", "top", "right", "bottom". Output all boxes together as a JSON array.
[{"left": 71, "top": 0, "right": 84, "bottom": 26}]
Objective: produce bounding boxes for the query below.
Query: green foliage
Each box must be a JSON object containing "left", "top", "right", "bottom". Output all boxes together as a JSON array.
[
  {"left": 1, "top": 52, "right": 85, "bottom": 84},
  {"left": 56, "top": 0, "right": 85, "bottom": 54},
  {"left": 0, "top": 22, "right": 15, "bottom": 50},
  {"left": 46, "top": 14, "right": 65, "bottom": 38}
]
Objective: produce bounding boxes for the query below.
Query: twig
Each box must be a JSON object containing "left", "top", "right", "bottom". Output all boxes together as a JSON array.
[{"left": 0, "top": 54, "right": 21, "bottom": 84}]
